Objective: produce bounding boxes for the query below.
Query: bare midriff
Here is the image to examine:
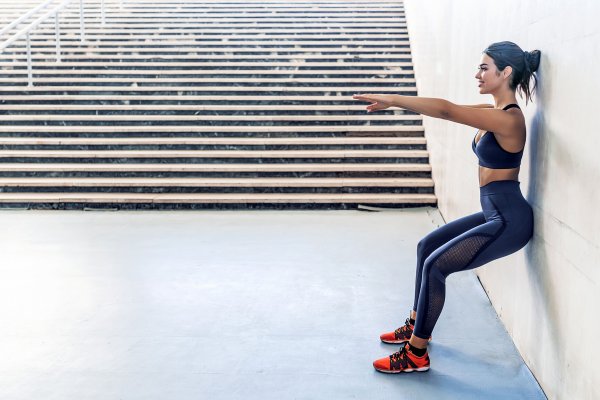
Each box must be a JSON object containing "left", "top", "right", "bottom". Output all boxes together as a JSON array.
[{"left": 478, "top": 166, "right": 520, "bottom": 187}]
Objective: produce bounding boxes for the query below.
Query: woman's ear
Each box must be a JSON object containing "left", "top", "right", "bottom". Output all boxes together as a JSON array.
[{"left": 502, "top": 66, "right": 513, "bottom": 80}]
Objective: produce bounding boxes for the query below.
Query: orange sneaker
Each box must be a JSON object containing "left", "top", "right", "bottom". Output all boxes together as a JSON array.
[
  {"left": 379, "top": 318, "right": 432, "bottom": 344},
  {"left": 373, "top": 342, "right": 431, "bottom": 373}
]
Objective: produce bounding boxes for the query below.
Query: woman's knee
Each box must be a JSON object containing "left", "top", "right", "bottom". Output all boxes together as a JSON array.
[
  {"left": 417, "top": 229, "right": 445, "bottom": 259},
  {"left": 421, "top": 255, "right": 447, "bottom": 283}
]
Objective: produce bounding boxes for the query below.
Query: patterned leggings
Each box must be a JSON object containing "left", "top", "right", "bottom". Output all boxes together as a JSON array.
[{"left": 412, "top": 180, "right": 534, "bottom": 340}]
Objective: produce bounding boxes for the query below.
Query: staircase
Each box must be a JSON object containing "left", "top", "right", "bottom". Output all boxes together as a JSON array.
[{"left": 0, "top": 0, "right": 436, "bottom": 210}]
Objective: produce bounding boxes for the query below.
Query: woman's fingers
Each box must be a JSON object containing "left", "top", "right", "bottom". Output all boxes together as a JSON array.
[
  {"left": 353, "top": 94, "right": 390, "bottom": 112},
  {"left": 366, "top": 103, "right": 384, "bottom": 112},
  {"left": 353, "top": 94, "right": 377, "bottom": 103}
]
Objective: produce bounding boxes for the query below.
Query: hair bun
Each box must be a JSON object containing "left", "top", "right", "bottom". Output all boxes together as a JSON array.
[{"left": 525, "top": 49, "right": 541, "bottom": 72}]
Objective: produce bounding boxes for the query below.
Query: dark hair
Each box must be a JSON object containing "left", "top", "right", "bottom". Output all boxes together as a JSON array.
[{"left": 483, "top": 41, "right": 541, "bottom": 104}]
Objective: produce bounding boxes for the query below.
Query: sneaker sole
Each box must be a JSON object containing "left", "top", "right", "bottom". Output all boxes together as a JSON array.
[
  {"left": 380, "top": 337, "right": 432, "bottom": 344},
  {"left": 374, "top": 366, "right": 430, "bottom": 373}
]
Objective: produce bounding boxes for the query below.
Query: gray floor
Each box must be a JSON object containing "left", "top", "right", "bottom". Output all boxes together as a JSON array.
[{"left": 0, "top": 208, "right": 546, "bottom": 400}]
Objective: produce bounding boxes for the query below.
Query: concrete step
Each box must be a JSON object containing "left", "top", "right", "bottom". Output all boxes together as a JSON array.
[
  {"left": 0, "top": 67, "right": 414, "bottom": 76},
  {"left": 0, "top": 192, "right": 437, "bottom": 207},
  {"left": 4, "top": 40, "right": 411, "bottom": 47},
  {"left": 0, "top": 149, "right": 429, "bottom": 160},
  {"left": 0, "top": 177, "right": 433, "bottom": 188},
  {"left": 0, "top": 176, "right": 435, "bottom": 194},
  {"left": 0, "top": 51, "right": 411, "bottom": 61},
  {"left": 0, "top": 162, "right": 432, "bottom": 173},
  {"left": 0, "top": 86, "right": 416, "bottom": 94},
  {"left": 18, "top": 21, "right": 408, "bottom": 28},
  {"left": 0, "top": 115, "right": 420, "bottom": 124},
  {"left": 0, "top": 125, "right": 424, "bottom": 134},
  {"left": 0, "top": 105, "right": 413, "bottom": 112},
  {"left": 0, "top": 137, "right": 426, "bottom": 146},
  {"left": 23, "top": 29, "right": 409, "bottom": 36},
  {"left": 0, "top": 94, "right": 403, "bottom": 103},
  {"left": 0, "top": 79, "right": 415, "bottom": 87}
]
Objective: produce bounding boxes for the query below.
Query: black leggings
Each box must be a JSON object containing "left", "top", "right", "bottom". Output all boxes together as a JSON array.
[{"left": 412, "top": 180, "right": 534, "bottom": 340}]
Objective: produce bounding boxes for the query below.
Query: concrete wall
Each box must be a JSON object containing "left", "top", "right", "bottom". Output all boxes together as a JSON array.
[{"left": 403, "top": 1, "right": 600, "bottom": 399}]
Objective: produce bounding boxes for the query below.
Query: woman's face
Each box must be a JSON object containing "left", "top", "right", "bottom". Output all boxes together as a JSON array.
[{"left": 475, "top": 54, "right": 505, "bottom": 95}]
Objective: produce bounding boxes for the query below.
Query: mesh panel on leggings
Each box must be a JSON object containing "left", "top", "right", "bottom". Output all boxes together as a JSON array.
[
  {"left": 420, "top": 234, "right": 493, "bottom": 336},
  {"left": 434, "top": 234, "right": 492, "bottom": 276}
]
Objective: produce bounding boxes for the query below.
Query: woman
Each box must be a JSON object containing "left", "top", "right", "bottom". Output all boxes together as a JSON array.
[{"left": 353, "top": 41, "right": 541, "bottom": 373}]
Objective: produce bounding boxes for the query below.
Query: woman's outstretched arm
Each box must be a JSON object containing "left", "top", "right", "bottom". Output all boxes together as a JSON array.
[
  {"left": 352, "top": 94, "right": 523, "bottom": 137},
  {"left": 460, "top": 104, "right": 494, "bottom": 108}
]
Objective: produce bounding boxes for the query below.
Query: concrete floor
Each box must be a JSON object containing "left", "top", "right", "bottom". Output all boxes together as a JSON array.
[{"left": 0, "top": 208, "right": 546, "bottom": 400}]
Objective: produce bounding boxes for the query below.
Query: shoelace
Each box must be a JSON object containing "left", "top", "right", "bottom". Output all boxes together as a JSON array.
[
  {"left": 389, "top": 345, "right": 410, "bottom": 369},
  {"left": 394, "top": 317, "right": 413, "bottom": 337}
]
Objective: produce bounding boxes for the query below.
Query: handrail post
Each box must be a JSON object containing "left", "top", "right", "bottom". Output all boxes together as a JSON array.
[
  {"left": 101, "top": 0, "right": 105, "bottom": 25},
  {"left": 79, "top": 0, "right": 85, "bottom": 42},
  {"left": 26, "top": 33, "right": 33, "bottom": 87},
  {"left": 55, "top": 11, "right": 61, "bottom": 62}
]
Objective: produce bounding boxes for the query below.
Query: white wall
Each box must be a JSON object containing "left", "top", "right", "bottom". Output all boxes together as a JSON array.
[{"left": 403, "top": 1, "right": 600, "bottom": 399}]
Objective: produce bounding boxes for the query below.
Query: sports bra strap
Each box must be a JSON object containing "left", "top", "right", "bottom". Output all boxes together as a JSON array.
[{"left": 502, "top": 103, "right": 521, "bottom": 111}]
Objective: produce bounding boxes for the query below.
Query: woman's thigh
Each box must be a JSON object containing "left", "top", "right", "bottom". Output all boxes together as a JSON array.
[
  {"left": 418, "top": 211, "right": 487, "bottom": 257},
  {"left": 422, "top": 214, "right": 532, "bottom": 279}
]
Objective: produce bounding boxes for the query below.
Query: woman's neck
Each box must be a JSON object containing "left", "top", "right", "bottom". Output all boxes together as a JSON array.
[{"left": 492, "top": 89, "right": 518, "bottom": 109}]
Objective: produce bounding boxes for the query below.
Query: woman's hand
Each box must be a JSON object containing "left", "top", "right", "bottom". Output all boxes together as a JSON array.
[{"left": 352, "top": 94, "right": 394, "bottom": 112}]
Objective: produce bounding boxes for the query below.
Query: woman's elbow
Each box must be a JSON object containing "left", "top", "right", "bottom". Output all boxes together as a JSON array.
[{"left": 438, "top": 100, "right": 452, "bottom": 120}]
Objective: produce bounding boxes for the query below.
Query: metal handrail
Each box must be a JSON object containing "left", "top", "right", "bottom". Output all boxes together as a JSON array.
[
  {"left": 0, "top": 0, "right": 59, "bottom": 38},
  {"left": 0, "top": 0, "right": 110, "bottom": 86}
]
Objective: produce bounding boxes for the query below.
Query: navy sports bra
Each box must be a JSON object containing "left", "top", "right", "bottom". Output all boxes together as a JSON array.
[{"left": 472, "top": 103, "right": 524, "bottom": 169}]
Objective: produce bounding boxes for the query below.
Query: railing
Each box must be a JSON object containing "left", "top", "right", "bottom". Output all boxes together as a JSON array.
[{"left": 0, "top": 0, "right": 113, "bottom": 86}]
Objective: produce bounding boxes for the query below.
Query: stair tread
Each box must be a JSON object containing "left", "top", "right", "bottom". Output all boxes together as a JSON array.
[
  {"left": 16, "top": 41, "right": 411, "bottom": 46},
  {"left": 0, "top": 177, "right": 435, "bottom": 187},
  {"left": 0, "top": 137, "right": 426, "bottom": 144},
  {"left": 0, "top": 115, "right": 420, "bottom": 122},
  {"left": 0, "top": 163, "right": 432, "bottom": 171},
  {"left": 0, "top": 192, "right": 437, "bottom": 204},
  {"left": 2, "top": 55, "right": 411, "bottom": 61},
  {"left": 0, "top": 85, "right": 416, "bottom": 92},
  {"left": 0, "top": 70, "right": 414, "bottom": 76},
  {"left": 0, "top": 61, "right": 413, "bottom": 66},
  {"left": 0, "top": 95, "right": 409, "bottom": 101},
  {"left": 0, "top": 77, "right": 415, "bottom": 83},
  {"left": 0, "top": 149, "right": 429, "bottom": 157},
  {"left": 0, "top": 125, "right": 424, "bottom": 132},
  {"left": 0, "top": 105, "right": 412, "bottom": 111}
]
